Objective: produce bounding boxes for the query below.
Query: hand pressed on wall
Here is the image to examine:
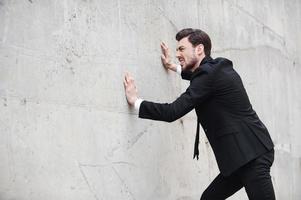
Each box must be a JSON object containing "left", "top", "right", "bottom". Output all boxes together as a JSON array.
[
  {"left": 123, "top": 72, "right": 138, "bottom": 106},
  {"left": 160, "top": 41, "right": 177, "bottom": 72}
]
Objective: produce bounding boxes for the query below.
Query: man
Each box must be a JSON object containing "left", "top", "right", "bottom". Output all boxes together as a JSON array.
[{"left": 123, "top": 28, "right": 275, "bottom": 200}]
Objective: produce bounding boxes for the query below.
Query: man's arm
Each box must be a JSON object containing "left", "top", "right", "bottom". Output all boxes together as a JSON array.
[{"left": 124, "top": 71, "right": 212, "bottom": 122}]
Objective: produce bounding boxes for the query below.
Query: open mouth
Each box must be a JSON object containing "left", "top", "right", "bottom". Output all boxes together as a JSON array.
[{"left": 178, "top": 58, "right": 185, "bottom": 65}]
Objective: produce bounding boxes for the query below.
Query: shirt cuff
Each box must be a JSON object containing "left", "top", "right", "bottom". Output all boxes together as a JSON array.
[
  {"left": 176, "top": 65, "right": 182, "bottom": 75},
  {"left": 134, "top": 98, "right": 143, "bottom": 110}
]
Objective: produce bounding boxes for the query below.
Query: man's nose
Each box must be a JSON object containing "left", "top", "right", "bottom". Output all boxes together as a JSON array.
[{"left": 176, "top": 51, "right": 181, "bottom": 58}]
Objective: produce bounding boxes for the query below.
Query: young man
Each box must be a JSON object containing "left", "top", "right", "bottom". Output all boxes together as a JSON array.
[{"left": 123, "top": 28, "right": 275, "bottom": 200}]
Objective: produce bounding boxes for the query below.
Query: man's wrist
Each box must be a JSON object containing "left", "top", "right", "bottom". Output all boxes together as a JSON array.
[
  {"left": 168, "top": 63, "right": 177, "bottom": 72},
  {"left": 134, "top": 98, "right": 143, "bottom": 110},
  {"left": 176, "top": 64, "right": 182, "bottom": 75}
]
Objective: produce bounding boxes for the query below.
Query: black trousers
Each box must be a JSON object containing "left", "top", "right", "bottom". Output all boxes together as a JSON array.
[{"left": 201, "top": 149, "right": 275, "bottom": 200}]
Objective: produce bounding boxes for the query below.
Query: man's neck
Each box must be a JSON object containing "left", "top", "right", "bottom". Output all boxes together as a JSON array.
[{"left": 191, "top": 55, "right": 206, "bottom": 72}]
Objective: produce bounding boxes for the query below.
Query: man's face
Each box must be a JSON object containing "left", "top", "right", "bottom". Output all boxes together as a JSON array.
[{"left": 176, "top": 37, "right": 199, "bottom": 71}]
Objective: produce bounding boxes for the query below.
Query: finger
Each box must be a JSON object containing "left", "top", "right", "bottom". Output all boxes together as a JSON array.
[
  {"left": 160, "top": 42, "right": 167, "bottom": 50},
  {"left": 162, "top": 46, "right": 169, "bottom": 58},
  {"left": 161, "top": 48, "right": 167, "bottom": 57},
  {"left": 125, "top": 72, "right": 130, "bottom": 83},
  {"left": 129, "top": 79, "right": 134, "bottom": 84},
  {"left": 123, "top": 79, "right": 128, "bottom": 88},
  {"left": 123, "top": 75, "right": 127, "bottom": 84},
  {"left": 160, "top": 43, "right": 165, "bottom": 53},
  {"left": 128, "top": 74, "right": 135, "bottom": 82},
  {"left": 161, "top": 44, "right": 168, "bottom": 51},
  {"left": 162, "top": 42, "right": 168, "bottom": 50},
  {"left": 127, "top": 75, "right": 132, "bottom": 82}
]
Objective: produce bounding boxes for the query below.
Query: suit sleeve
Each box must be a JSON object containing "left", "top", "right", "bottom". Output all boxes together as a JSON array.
[{"left": 139, "top": 71, "right": 212, "bottom": 122}]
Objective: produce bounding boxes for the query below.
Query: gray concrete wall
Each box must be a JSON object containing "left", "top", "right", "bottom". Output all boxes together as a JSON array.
[{"left": 0, "top": 0, "right": 300, "bottom": 199}]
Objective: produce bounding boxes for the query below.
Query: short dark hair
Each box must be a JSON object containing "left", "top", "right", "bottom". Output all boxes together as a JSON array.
[{"left": 175, "top": 28, "right": 212, "bottom": 56}]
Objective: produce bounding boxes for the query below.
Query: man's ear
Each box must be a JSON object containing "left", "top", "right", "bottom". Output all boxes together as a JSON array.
[{"left": 196, "top": 44, "right": 204, "bottom": 55}]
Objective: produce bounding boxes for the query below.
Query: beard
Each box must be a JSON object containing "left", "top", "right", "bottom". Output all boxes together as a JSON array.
[{"left": 183, "top": 55, "right": 199, "bottom": 71}]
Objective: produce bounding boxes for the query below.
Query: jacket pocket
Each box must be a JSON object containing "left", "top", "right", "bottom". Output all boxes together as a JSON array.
[{"left": 214, "top": 126, "right": 238, "bottom": 139}]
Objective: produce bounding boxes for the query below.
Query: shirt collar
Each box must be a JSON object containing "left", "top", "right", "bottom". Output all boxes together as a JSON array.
[
  {"left": 200, "top": 56, "right": 213, "bottom": 66},
  {"left": 192, "top": 56, "right": 213, "bottom": 74}
]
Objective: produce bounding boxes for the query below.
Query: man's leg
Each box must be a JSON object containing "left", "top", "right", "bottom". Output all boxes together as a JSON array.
[
  {"left": 200, "top": 173, "right": 243, "bottom": 200},
  {"left": 239, "top": 149, "right": 275, "bottom": 200}
]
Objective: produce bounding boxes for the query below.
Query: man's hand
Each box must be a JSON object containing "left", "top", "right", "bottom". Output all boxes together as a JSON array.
[
  {"left": 123, "top": 72, "right": 138, "bottom": 106},
  {"left": 160, "top": 42, "right": 177, "bottom": 72}
]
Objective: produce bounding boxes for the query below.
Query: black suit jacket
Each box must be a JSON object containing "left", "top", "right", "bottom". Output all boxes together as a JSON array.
[{"left": 139, "top": 56, "right": 274, "bottom": 176}]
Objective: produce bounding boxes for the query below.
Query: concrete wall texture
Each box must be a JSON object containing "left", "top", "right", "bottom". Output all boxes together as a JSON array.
[{"left": 0, "top": 0, "right": 300, "bottom": 199}]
